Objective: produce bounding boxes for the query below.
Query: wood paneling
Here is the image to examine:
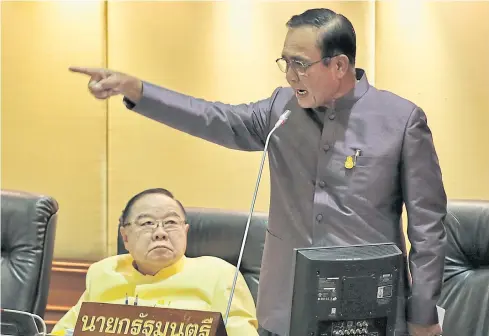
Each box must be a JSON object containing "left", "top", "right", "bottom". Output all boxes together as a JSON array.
[{"left": 45, "top": 260, "right": 93, "bottom": 331}]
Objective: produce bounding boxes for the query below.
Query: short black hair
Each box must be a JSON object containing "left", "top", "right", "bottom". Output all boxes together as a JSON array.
[
  {"left": 119, "top": 188, "right": 187, "bottom": 227},
  {"left": 286, "top": 8, "right": 356, "bottom": 65}
]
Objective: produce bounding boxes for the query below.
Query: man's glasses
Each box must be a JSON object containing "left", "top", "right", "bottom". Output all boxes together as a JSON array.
[
  {"left": 275, "top": 56, "right": 331, "bottom": 76},
  {"left": 122, "top": 218, "right": 184, "bottom": 232}
]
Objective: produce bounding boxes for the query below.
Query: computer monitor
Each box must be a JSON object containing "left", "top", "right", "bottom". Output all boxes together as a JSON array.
[{"left": 288, "top": 243, "right": 403, "bottom": 336}]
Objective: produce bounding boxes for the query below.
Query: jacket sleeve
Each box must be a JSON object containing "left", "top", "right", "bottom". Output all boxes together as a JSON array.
[
  {"left": 124, "top": 82, "right": 282, "bottom": 151},
  {"left": 401, "top": 106, "right": 447, "bottom": 325}
]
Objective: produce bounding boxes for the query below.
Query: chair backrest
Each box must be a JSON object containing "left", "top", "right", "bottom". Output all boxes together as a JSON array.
[
  {"left": 438, "top": 200, "right": 489, "bottom": 336},
  {"left": 1, "top": 190, "right": 59, "bottom": 317},
  {"left": 117, "top": 207, "right": 268, "bottom": 303}
]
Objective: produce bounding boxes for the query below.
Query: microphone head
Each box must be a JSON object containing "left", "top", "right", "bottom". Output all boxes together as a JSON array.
[
  {"left": 274, "top": 109, "right": 292, "bottom": 128},
  {"left": 281, "top": 109, "right": 292, "bottom": 121}
]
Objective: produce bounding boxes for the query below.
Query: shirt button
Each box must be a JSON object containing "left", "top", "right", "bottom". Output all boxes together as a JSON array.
[
  {"left": 329, "top": 114, "right": 336, "bottom": 120},
  {"left": 323, "top": 144, "right": 330, "bottom": 151},
  {"left": 316, "top": 214, "right": 323, "bottom": 222},
  {"left": 318, "top": 181, "right": 326, "bottom": 188}
]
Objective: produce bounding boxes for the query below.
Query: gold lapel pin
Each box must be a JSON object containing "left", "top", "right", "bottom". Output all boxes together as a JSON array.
[{"left": 345, "top": 149, "right": 361, "bottom": 169}]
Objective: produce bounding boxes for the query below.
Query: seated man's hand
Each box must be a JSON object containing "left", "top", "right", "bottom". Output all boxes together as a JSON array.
[{"left": 408, "top": 322, "right": 442, "bottom": 336}]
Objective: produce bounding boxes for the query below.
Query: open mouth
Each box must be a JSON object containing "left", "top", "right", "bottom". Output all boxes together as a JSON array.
[{"left": 296, "top": 89, "right": 308, "bottom": 96}]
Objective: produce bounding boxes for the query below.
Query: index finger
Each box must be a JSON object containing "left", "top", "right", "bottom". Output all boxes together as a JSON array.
[{"left": 69, "top": 66, "right": 106, "bottom": 76}]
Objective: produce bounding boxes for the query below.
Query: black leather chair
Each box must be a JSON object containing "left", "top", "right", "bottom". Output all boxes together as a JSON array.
[
  {"left": 438, "top": 200, "right": 489, "bottom": 336},
  {"left": 1, "top": 190, "right": 59, "bottom": 318},
  {"left": 118, "top": 207, "right": 268, "bottom": 333}
]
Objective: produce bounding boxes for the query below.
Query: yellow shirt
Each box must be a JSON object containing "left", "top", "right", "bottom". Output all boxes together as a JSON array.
[{"left": 52, "top": 255, "right": 258, "bottom": 336}]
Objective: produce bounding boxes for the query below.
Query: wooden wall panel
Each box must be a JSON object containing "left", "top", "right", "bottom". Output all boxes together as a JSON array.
[{"left": 45, "top": 260, "right": 92, "bottom": 331}]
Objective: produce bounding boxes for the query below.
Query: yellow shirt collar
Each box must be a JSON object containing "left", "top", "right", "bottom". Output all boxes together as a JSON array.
[{"left": 122, "top": 255, "right": 186, "bottom": 281}]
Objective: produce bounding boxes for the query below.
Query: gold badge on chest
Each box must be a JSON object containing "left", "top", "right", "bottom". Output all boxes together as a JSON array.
[{"left": 345, "top": 149, "right": 362, "bottom": 169}]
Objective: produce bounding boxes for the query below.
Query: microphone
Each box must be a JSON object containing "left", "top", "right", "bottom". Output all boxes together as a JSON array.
[
  {"left": 0, "top": 308, "right": 47, "bottom": 336},
  {"left": 224, "top": 109, "right": 292, "bottom": 324}
]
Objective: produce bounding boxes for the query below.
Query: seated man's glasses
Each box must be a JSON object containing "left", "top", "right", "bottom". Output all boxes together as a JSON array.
[{"left": 123, "top": 218, "right": 184, "bottom": 232}]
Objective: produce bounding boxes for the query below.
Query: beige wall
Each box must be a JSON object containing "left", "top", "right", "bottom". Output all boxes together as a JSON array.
[
  {"left": 1, "top": 1, "right": 108, "bottom": 260},
  {"left": 376, "top": 1, "right": 489, "bottom": 200},
  {"left": 2, "top": 1, "right": 488, "bottom": 260}
]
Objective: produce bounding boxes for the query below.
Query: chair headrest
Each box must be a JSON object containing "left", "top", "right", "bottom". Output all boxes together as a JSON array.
[
  {"left": 1, "top": 189, "right": 59, "bottom": 314},
  {"left": 1, "top": 190, "right": 59, "bottom": 255}
]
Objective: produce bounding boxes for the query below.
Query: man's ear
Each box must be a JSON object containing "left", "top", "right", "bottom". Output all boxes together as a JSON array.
[
  {"left": 184, "top": 223, "right": 190, "bottom": 234},
  {"left": 335, "top": 55, "right": 350, "bottom": 78},
  {"left": 120, "top": 226, "right": 129, "bottom": 243}
]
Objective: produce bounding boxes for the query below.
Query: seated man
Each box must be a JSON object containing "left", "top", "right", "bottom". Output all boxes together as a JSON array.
[{"left": 52, "top": 188, "right": 258, "bottom": 336}]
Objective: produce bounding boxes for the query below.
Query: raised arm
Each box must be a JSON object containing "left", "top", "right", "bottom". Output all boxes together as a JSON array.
[
  {"left": 69, "top": 67, "right": 280, "bottom": 151},
  {"left": 125, "top": 81, "right": 279, "bottom": 151}
]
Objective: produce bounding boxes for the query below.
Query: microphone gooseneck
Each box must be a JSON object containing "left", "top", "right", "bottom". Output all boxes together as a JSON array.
[{"left": 223, "top": 109, "right": 292, "bottom": 324}]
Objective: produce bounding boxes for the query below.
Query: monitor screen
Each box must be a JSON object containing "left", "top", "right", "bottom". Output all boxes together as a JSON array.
[{"left": 288, "top": 243, "right": 403, "bottom": 336}]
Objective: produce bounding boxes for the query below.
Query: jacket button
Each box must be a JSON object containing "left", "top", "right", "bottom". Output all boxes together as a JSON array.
[
  {"left": 318, "top": 181, "right": 326, "bottom": 188},
  {"left": 316, "top": 214, "right": 323, "bottom": 222},
  {"left": 323, "top": 144, "right": 330, "bottom": 151},
  {"left": 329, "top": 114, "right": 336, "bottom": 120}
]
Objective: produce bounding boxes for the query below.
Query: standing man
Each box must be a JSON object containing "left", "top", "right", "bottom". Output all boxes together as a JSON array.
[{"left": 71, "top": 8, "right": 446, "bottom": 336}]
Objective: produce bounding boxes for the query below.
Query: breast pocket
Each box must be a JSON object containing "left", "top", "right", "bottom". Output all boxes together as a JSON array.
[{"left": 347, "top": 156, "right": 400, "bottom": 206}]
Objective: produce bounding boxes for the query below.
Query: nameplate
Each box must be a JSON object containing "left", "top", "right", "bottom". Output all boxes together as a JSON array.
[{"left": 73, "top": 302, "right": 228, "bottom": 336}]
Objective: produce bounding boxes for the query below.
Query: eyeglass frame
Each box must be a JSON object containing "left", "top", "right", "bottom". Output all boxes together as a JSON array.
[
  {"left": 121, "top": 218, "right": 186, "bottom": 232},
  {"left": 275, "top": 55, "right": 334, "bottom": 76}
]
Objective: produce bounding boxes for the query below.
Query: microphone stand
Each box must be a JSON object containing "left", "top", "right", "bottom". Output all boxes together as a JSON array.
[{"left": 223, "top": 110, "right": 292, "bottom": 324}]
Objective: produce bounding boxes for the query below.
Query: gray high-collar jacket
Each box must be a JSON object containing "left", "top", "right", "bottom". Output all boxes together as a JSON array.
[{"left": 124, "top": 68, "right": 447, "bottom": 336}]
